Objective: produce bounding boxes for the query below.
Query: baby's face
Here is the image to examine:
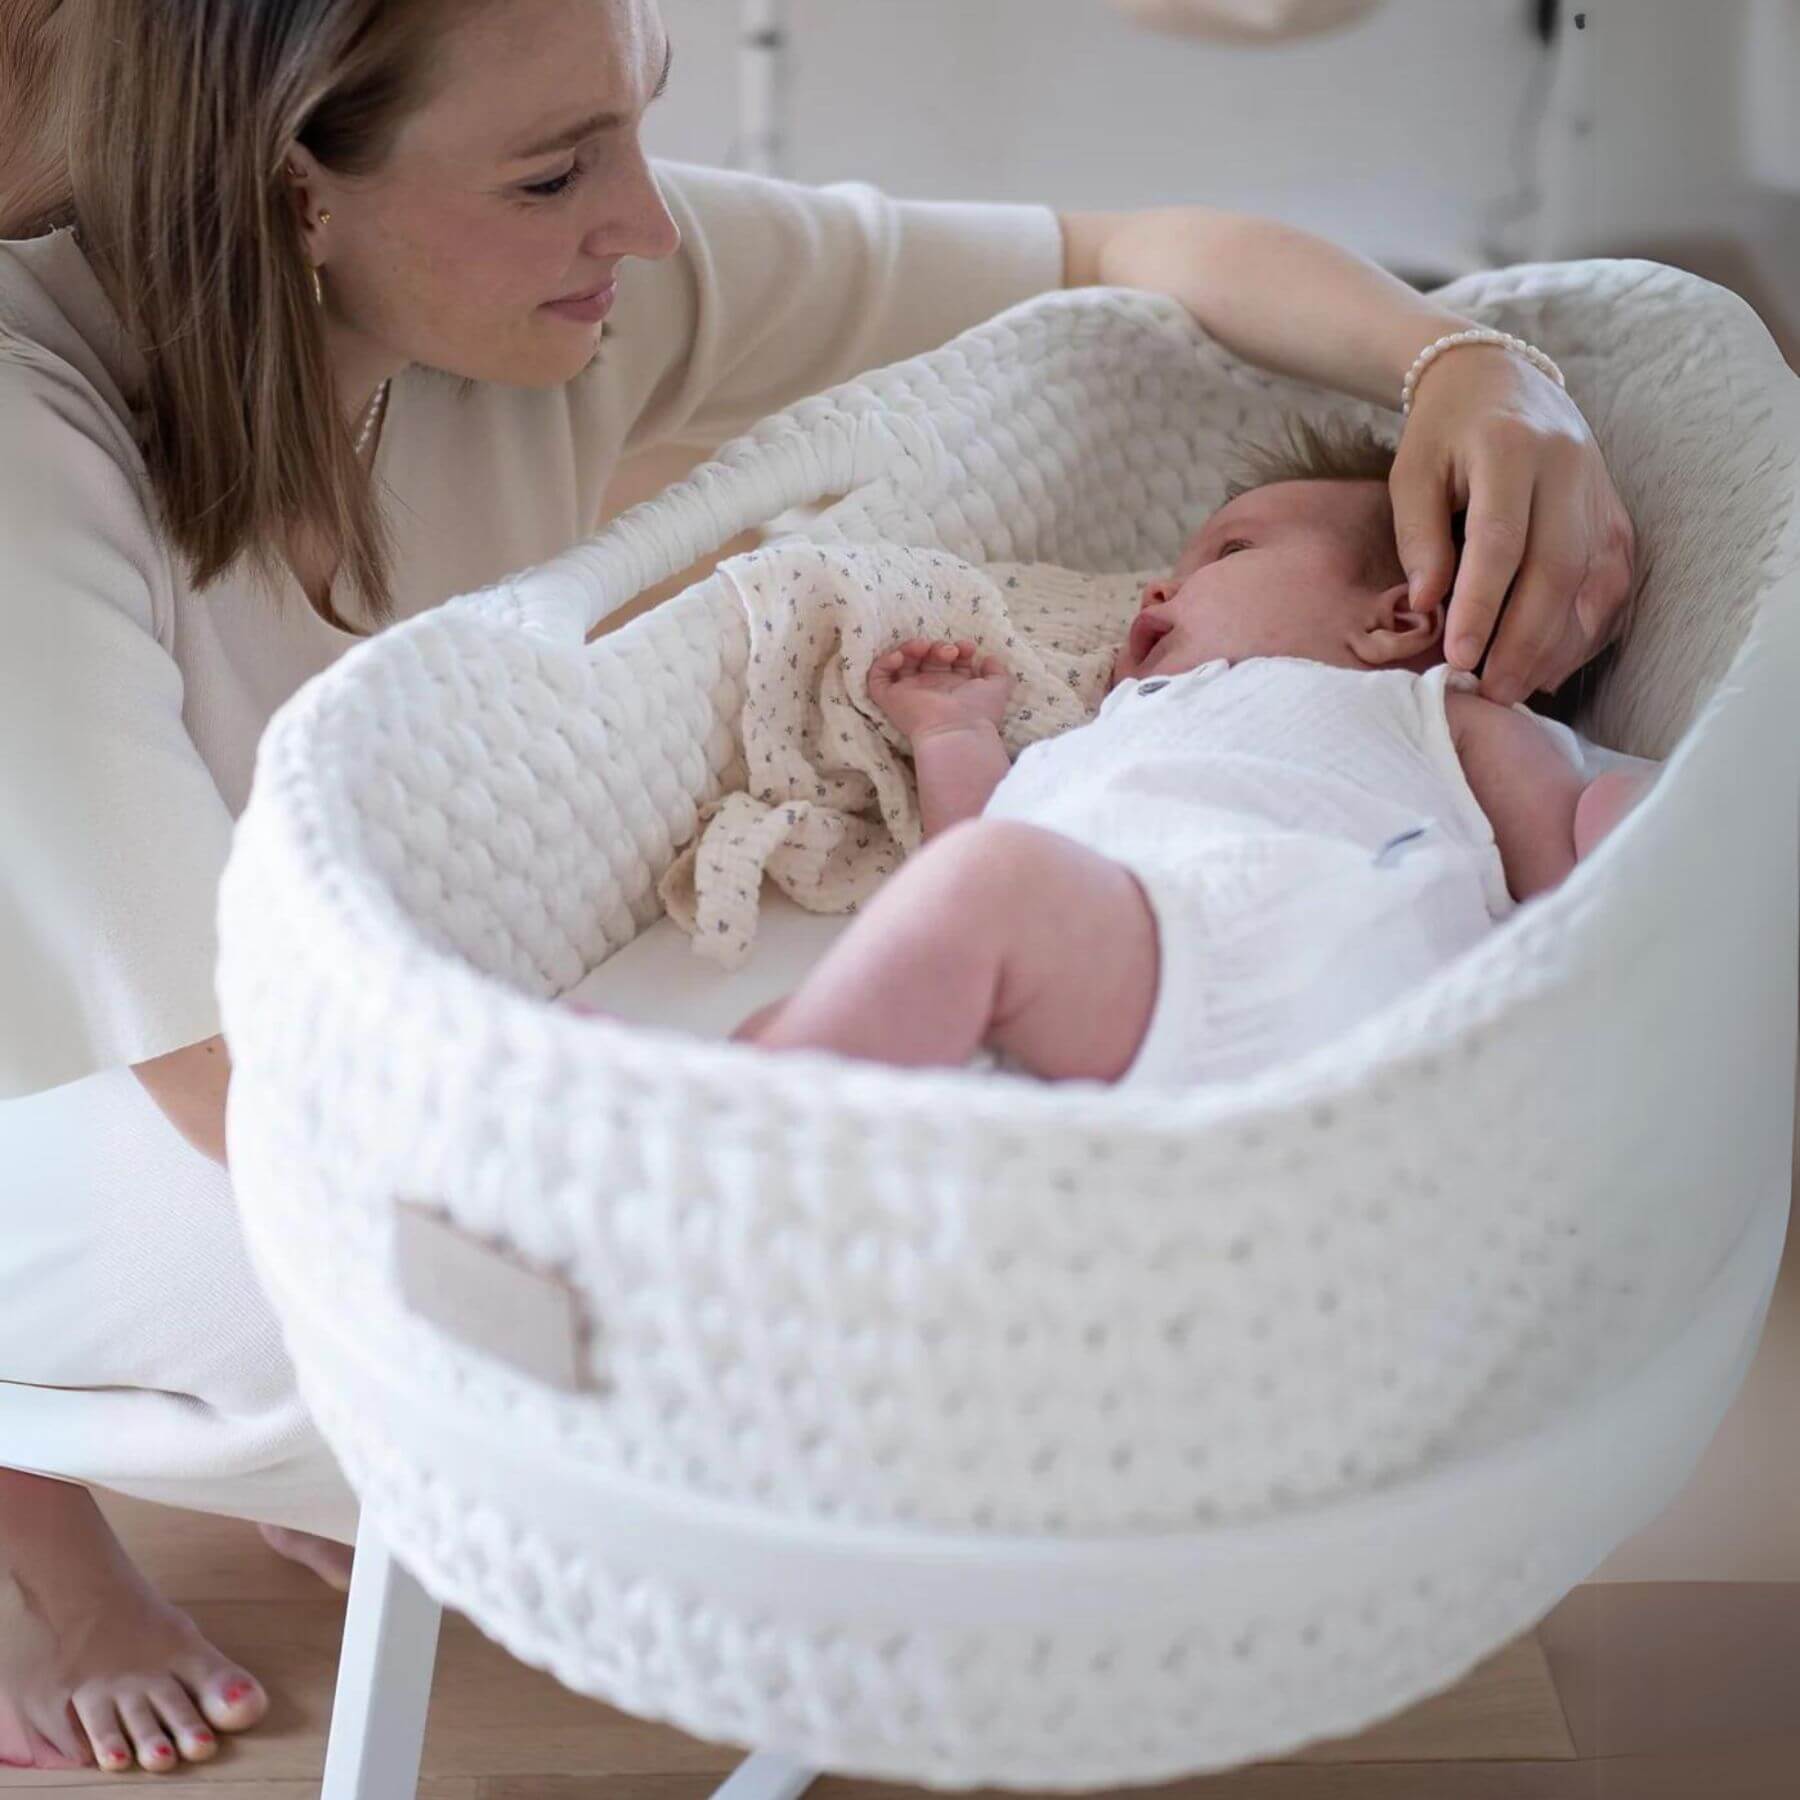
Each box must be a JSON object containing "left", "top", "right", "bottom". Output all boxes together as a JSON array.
[{"left": 1111, "top": 479, "right": 1414, "bottom": 687}]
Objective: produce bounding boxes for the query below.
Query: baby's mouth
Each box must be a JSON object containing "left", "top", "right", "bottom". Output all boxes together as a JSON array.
[{"left": 1127, "top": 610, "right": 1175, "bottom": 669}]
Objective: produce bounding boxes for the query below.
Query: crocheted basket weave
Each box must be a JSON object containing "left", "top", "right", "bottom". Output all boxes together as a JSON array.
[{"left": 217, "top": 263, "right": 1800, "bottom": 1789}]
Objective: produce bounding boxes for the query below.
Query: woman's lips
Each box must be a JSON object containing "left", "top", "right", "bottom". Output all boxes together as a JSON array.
[
  {"left": 1127, "top": 610, "right": 1174, "bottom": 669},
  {"left": 542, "top": 280, "right": 617, "bottom": 323}
]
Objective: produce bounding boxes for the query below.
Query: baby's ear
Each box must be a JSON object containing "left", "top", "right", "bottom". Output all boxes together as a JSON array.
[{"left": 1354, "top": 580, "right": 1445, "bottom": 668}]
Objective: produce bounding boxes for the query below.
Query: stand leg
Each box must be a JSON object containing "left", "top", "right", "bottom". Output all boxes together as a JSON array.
[
  {"left": 320, "top": 1517, "right": 444, "bottom": 1800},
  {"left": 710, "top": 1750, "right": 820, "bottom": 1800}
]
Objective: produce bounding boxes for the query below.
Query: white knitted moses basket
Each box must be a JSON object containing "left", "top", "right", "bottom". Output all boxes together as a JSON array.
[{"left": 217, "top": 262, "right": 1800, "bottom": 1793}]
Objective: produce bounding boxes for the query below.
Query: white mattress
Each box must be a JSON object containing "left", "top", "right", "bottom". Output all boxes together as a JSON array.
[{"left": 567, "top": 891, "right": 851, "bottom": 1036}]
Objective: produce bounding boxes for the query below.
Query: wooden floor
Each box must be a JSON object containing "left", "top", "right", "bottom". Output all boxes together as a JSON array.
[{"left": 1, "top": 1494, "right": 1796, "bottom": 1797}]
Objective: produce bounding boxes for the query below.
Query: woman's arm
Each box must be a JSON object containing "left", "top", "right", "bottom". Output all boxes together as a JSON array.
[
  {"left": 1061, "top": 207, "right": 1469, "bottom": 410},
  {"left": 1059, "top": 209, "right": 1637, "bottom": 711},
  {"left": 133, "top": 1035, "right": 231, "bottom": 1167}
]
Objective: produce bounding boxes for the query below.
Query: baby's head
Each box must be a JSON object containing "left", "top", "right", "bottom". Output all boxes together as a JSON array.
[{"left": 1112, "top": 420, "right": 1442, "bottom": 688}]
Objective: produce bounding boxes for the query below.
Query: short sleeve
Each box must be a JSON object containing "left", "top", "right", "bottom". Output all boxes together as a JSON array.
[
  {"left": 616, "top": 161, "right": 1066, "bottom": 453},
  {"left": 0, "top": 349, "right": 235, "bottom": 1098}
]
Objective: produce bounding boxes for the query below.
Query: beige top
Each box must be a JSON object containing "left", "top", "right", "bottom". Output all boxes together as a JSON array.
[{"left": 0, "top": 161, "right": 1062, "bottom": 1098}]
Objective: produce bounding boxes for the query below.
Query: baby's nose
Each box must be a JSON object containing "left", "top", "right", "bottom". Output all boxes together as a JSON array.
[{"left": 1141, "top": 579, "right": 1174, "bottom": 610}]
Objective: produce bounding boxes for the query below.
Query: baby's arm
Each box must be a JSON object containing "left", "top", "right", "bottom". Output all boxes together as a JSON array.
[
  {"left": 868, "top": 639, "right": 1015, "bottom": 839},
  {"left": 1445, "top": 691, "right": 1651, "bottom": 901},
  {"left": 911, "top": 725, "right": 1013, "bottom": 840}
]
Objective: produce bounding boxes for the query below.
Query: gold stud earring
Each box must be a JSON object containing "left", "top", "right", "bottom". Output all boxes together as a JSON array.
[{"left": 317, "top": 209, "right": 332, "bottom": 227}]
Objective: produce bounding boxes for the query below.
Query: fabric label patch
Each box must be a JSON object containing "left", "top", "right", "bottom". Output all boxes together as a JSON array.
[{"left": 393, "top": 1202, "right": 596, "bottom": 1393}]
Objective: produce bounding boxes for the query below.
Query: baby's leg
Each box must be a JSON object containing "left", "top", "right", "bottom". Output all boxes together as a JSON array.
[{"left": 737, "top": 819, "right": 1160, "bottom": 1081}]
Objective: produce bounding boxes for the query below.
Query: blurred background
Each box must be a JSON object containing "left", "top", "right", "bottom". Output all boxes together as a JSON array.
[
  {"left": 606, "top": 0, "right": 1800, "bottom": 634},
  {"left": 641, "top": 0, "right": 1800, "bottom": 350}
]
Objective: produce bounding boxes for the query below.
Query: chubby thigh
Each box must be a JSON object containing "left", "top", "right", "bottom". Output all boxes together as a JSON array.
[{"left": 904, "top": 818, "right": 1162, "bottom": 1082}]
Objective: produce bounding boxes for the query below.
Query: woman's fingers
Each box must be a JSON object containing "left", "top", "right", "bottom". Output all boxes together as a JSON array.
[
  {"left": 1575, "top": 501, "right": 1636, "bottom": 649},
  {"left": 1480, "top": 480, "right": 1592, "bottom": 704},
  {"left": 1444, "top": 451, "right": 1535, "bottom": 682},
  {"left": 1389, "top": 447, "right": 1458, "bottom": 614}
]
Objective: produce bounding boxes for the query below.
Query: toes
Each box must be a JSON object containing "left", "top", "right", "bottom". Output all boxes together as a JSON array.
[
  {"left": 149, "top": 1680, "right": 218, "bottom": 1763},
  {"left": 70, "top": 1694, "right": 133, "bottom": 1774},
  {"left": 117, "top": 1692, "right": 178, "bottom": 1771},
  {"left": 260, "top": 1523, "right": 354, "bottom": 1593},
  {"left": 189, "top": 1663, "right": 267, "bottom": 1734},
  {"left": 39, "top": 1701, "right": 94, "bottom": 1768}
]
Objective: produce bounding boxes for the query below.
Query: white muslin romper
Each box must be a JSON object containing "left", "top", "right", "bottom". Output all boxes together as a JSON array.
[{"left": 983, "top": 655, "right": 1588, "bottom": 1087}]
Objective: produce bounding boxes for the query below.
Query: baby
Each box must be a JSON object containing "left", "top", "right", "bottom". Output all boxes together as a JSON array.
[{"left": 735, "top": 425, "right": 1651, "bottom": 1086}]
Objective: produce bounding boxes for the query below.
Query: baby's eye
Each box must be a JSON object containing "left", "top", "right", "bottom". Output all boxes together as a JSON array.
[{"left": 1217, "top": 539, "right": 1251, "bottom": 558}]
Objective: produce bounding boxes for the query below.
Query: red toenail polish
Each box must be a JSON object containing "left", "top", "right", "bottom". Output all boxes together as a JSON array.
[
  {"left": 195, "top": 1731, "right": 215, "bottom": 1744},
  {"left": 223, "top": 1681, "right": 253, "bottom": 1702}
]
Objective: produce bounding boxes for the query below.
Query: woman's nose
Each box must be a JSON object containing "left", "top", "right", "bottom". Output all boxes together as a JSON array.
[{"left": 586, "top": 146, "right": 681, "bottom": 263}]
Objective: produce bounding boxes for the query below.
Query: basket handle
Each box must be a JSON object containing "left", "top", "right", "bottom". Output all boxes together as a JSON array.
[{"left": 481, "top": 399, "right": 947, "bottom": 643}]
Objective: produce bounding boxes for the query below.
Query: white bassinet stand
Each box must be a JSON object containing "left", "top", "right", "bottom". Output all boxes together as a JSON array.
[{"left": 216, "top": 263, "right": 1800, "bottom": 1796}]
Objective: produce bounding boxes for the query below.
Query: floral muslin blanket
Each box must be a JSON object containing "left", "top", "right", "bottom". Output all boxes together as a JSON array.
[{"left": 657, "top": 540, "right": 1151, "bottom": 967}]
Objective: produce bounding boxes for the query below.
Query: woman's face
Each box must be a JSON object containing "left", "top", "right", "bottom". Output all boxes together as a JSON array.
[{"left": 299, "top": 0, "right": 681, "bottom": 388}]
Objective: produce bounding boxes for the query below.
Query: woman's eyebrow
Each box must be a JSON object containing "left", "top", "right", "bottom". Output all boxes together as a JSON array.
[{"left": 504, "top": 38, "right": 673, "bottom": 161}]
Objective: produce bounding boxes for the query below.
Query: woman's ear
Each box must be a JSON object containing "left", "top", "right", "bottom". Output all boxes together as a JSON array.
[{"left": 1352, "top": 579, "right": 1445, "bottom": 668}]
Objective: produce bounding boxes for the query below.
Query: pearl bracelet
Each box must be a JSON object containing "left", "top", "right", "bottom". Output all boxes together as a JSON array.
[{"left": 1400, "top": 328, "right": 1566, "bottom": 418}]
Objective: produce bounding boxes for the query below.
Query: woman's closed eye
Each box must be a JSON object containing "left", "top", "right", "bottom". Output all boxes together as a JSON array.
[{"left": 519, "top": 149, "right": 596, "bottom": 201}]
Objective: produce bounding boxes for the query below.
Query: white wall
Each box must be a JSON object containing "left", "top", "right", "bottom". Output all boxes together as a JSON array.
[
  {"left": 644, "top": 0, "right": 1545, "bottom": 274},
  {"left": 645, "top": 0, "right": 1800, "bottom": 307}
]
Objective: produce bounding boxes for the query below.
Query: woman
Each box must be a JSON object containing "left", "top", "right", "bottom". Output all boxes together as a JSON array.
[{"left": 0, "top": 0, "right": 1632, "bottom": 1776}]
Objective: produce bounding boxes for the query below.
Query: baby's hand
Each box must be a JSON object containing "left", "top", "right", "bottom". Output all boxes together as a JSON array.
[{"left": 867, "top": 639, "right": 1013, "bottom": 741}]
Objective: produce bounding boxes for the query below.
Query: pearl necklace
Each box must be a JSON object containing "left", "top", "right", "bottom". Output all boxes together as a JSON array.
[{"left": 355, "top": 379, "right": 390, "bottom": 459}]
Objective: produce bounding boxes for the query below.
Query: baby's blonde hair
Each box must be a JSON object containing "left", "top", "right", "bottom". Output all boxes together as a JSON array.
[
  {"left": 1223, "top": 416, "right": 1398, "bottom": 501},
  {"left": 1222, "top": 417, "right": 1407, "bottom": 587}
]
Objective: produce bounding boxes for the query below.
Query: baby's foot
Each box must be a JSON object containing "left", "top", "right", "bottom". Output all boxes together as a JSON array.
[
  {"left": 259, "top": 1522, "right": 355, "bottom": 1594},
  {"left": 731, "top": 997, "right": 791, "bottom": 1043},
  {"left": 0, "top": 1468, "right": 270, "bottom": 1773}
]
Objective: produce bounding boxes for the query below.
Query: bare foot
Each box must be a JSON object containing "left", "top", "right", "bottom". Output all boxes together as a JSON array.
[
  {"left": 258, "top": 1522, "right": 354, "bottom": 1594},
  {"left": 0, "top": 1467, "right": 270, "bottom": 1772},
  {"left": 732, "top": 996, "right": 790, "bottom": 1043}
]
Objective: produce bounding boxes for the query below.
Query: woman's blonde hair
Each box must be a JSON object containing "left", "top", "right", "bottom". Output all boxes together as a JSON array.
[{"left": 0, "top": 0, "right": 470, "bottom": 625}]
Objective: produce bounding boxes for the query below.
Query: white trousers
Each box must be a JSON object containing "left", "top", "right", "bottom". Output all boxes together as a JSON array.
[{"left": 0, "top": 1067, "right": 359, "bottom": 1543}]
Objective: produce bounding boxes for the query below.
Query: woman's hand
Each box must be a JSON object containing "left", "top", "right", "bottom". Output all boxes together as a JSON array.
[
  {"left": 868, "top": 639, "right": 1013, "bottom": 742},
  {"left": 1061, "top": 209, "right": 1638, "bottom": 706},
  {"left": 1393, "top": 344, "right": 1636, "bottom": 707}
]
